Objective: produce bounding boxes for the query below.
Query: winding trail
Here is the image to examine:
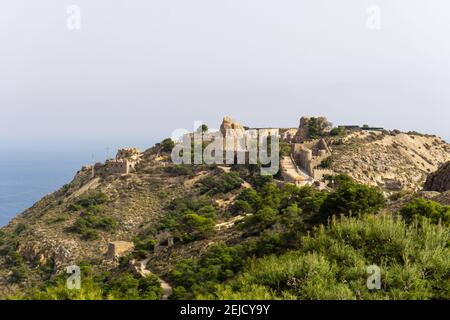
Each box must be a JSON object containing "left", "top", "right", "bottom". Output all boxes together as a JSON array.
[{"left": 139, "top": 257, "right": 173, "bottom": 300}]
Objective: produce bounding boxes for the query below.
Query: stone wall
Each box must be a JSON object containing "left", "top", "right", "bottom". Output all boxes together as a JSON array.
[
  {"left": 105, "top": 159, "right": 133, "bottom": 174},
  {"left": 292, "top": 138, "right": 333, "bottom": 180},
  {"left": 106, "top": 241, "right": 135, "bottom": 260}
]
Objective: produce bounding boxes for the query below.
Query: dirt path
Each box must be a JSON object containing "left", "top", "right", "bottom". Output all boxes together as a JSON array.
[
  {"left": 139, "top": 257, "right": 173, "bottom": 300},
  {"left": 215, "top": 214, "right": 251, "bottom": 230},
  {"left": 160, "top": 279, "right": 173, "bottom": 300}
]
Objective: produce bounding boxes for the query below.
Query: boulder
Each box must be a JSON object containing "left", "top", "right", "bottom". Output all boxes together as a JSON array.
[
  {"left": 219, "top": 116, "right": 244, "bottom": 135},
  {"left": 424, "top": 161, "right": 450, "bottom": 192}
]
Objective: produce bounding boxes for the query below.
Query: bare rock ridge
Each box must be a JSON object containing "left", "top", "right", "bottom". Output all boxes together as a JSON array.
[
  {"left": 219, "top": 116, "right": 244, "bottom": 134},
  {"left": 424, "top": 161, "right": 450, "bottom": 192},
  {"left": 330, "top": 131, "right": 450, "bottom": 192}
]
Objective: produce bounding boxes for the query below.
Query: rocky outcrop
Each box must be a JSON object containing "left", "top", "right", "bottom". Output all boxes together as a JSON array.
[
  {"left": 424, "top": 161, "right": 450, "bottom": 192},
  {"left": 293, "top": 116, "right": 332, "bottom": 143},
  {"left": 330, "top": 131, "right": 450, "bottom": 192},
  {"left": 18, "top": 238, "right": 80, "bottom": 271},
  {"left": 129, "top": 259, "right": 151, "bottom": 277},
  {"left": 219, "top": 116, "right": 244, "bottom": 135}
]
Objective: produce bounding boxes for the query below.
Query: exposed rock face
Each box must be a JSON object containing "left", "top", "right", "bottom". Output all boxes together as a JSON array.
[
  {"left": 18, "top": 238, "right": 80, "bottom": 271},
  {"left": 220, "top": 116, "right": 246, "bottom": 151},
  {"left": 330, "top": 131, "right": 450, "bottom": 192},
  {"left": 424, "top": 161, "right": 450, "bottom": 192},
  {"left": 293, "top": 116, "right": 332, "bottom": 143},
  {"left": 129, "top": 259, "right": 151, "bottom": 277},
  {"left": 106, "top": 241, "right": 135, "bottom": 260},
  {"left": 219, "top": 116, "right": 244, "bottom": 135}
]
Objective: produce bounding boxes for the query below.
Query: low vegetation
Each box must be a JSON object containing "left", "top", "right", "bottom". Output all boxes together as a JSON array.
[
  {"left": 400, "top": 197, "right": 450, "bottom": 226},
  {"left": 69, "top": 192, "right": 118, "bottom": 240},
  {"left": 210, "top": 214, "right": 449, "bottom": 300}
]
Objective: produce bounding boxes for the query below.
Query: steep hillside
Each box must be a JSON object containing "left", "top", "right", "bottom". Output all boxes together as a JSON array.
[
  {"left": 0, "top": 149, "right": 247, "bottom": 297},
  {"left": 1, "top": 119, "right": 449, "bottom": 300},
  {"left": 329, "top": 131, "right": 450, "bottom": 192}
]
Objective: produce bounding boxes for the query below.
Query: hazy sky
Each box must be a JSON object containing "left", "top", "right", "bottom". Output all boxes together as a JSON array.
[{"left": 1, "top": 0, "right": 450, "bottom": 148}]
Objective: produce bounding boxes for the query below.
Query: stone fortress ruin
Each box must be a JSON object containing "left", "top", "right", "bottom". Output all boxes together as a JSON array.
[
  {"left": 105, "top": 147, "right": 142, "bottom": 175},
  {"left": 80, "top": 147, "right": 143, "bottom": 177},
  {"left": 212, "top": 115, "right": 338, "bottom": 187},
  {"left": 80, "top": 116, "right": 381, "bottom": 188}
]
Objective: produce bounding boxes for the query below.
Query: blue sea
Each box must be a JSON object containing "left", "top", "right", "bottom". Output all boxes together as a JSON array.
[{"left": 0, "top": 142, "right": 153, "bottom": 227}]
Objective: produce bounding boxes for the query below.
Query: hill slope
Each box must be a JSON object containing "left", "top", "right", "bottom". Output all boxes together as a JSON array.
[{"left": 0, "top": 122, "right": 449, "bottom": 299}]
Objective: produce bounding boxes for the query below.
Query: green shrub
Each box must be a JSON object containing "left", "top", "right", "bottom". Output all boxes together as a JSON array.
[
  {"left": 69, "top": 191, "right": 117, "bottom": 240},
  {"left": 330, "top": 127, "right": 345, "bottom": 136},
  {"left": 180, "top": 212, "right": 216, "bottom": 241},
  {"left": 166, "top": 165, "right": 194, "bottom": 176},
  {"left": 169, "top": 244, "right": 245, "bottom": 299},
  {"left": 29, "top": 271, "right": 162, "bottom": 300},
  {"left": 72, "top": 191, "right": 108, "bottom": 209},
  {"left": 213, "top": 214, "right": 450, "bottom": 300},
  {"left": 280, "top": 142, "right": 291, "bottom": 157},
  {"left": 400, "top": 197, "right": 450, "bottom": 225},
  {"left": 308, "top": 117, "right": 331, "bottom": 139},
  {"left": 319, "top": 157, "right": 333, "bottom": 169},
  {"left": 160, "top": 138, "right": 175, "bottom": 153},
  {"left": 158, "top": 195, "right": 217, "bottom": 240},
  {"left": 13, "top": 224, "right": 27, "bottom": 236},
  {"left": 73, "top": 212, "right": 117, "bottom": 240},
  {"left": 9, "top": 264, "right": 29, "bottom": 284},
  {"left": 319, "top": 175, "right": 385, "bottom": 221},
  {"left": 234, "top": 189, "right": 263, "bottom": 213},
  {"left": 198, "top": 172, "right": 243, "bottom": 194},
  {"left": 243, "top": 207, "right": 278, "bottom": 234}
]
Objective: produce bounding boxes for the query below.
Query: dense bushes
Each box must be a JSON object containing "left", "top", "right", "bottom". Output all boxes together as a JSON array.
[
  {"left": 68, "top": 191, "right": 108, "bottom": 211},
  {"left": 237, "top": 183, "right": 326, "bottom": 235},
  {"left": 197, "top": 172, "right": 243, "bottom": 194},
  {"left": 0, "top": 232, "right": 30, "bottom": 284},
  {"left": 169, "top": 244, "right": 246, "bottom": 299},
  {"left": 319, "top": 175, "right": 385, "bottom": 222},
  {"left": 330, "top": 127, "right": 345, "bottom": 136},
  {"left": 69, "top": 192, "right": 117, "bottom": 240},
  {"left": 74, "top": 213, "right": 117, "bottom": 240},
  {"left": 308, "top": 117, "right": 331, "bottom": 139},
  {"left": 106, "top": 272, "right": 162, "bottom": 300},
  {"left": 279, "top": 142, "right": 291, "bottom": 157},
  {"left": 160, "top": 138, "right": 175, "bottom": 153},
  {"left": 27, "top": 271, "right": 162, "bottom": 300},
  {"left": 400, "top": 197, "right": 450, "bottom": 226},
  {"left": 210, "top": 214, "right": 450, "bottom": 300},
  {"left": 236, "top": 176, "right": 384, "bottom": 235},
  {"left": 158, "top": 196, "right": 217, "bottom": 242},
  {"left": 180, "top": 212, "right": 216, "bottom": 241},
  {"left": 165, "top": 164, "right": 194, "bottom": 176}
]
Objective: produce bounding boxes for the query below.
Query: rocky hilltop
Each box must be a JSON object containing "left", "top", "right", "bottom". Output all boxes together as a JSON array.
[
  {"left": 0, "top": 115, "right": 449, "bottom": 299},
  {"left": 330, "top": 131, "right": 450, "bottom": 192}
]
